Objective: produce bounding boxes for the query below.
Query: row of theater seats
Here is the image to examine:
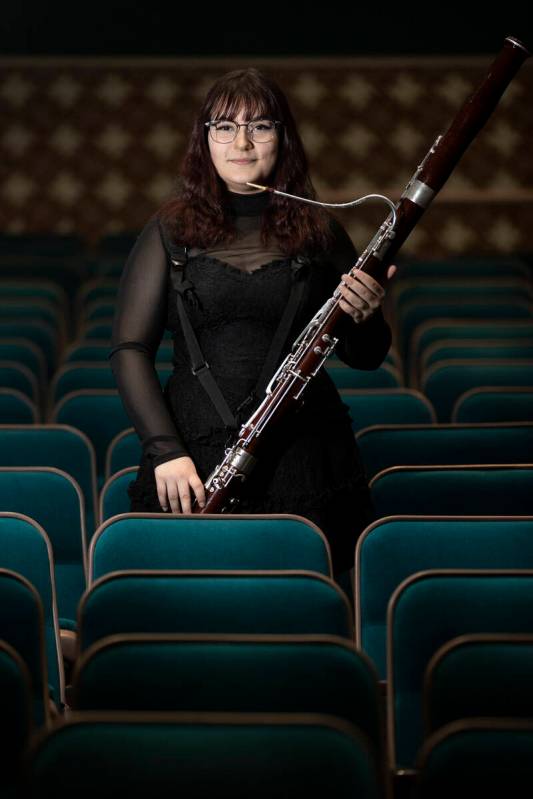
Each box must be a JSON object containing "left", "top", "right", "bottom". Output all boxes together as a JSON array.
[
  {"left": 5, "top": 348, "right": 533, "bottom": 426},
  {"left": 4, "top": 511, "right": 533, "bottom": 795},
  {"left": 1, "top": 251, "right": 533, "bottom": 428}
]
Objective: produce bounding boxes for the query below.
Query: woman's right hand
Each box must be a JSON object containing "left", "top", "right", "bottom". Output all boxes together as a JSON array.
[{"left": 154, "top": 456, "right": 206, "bottom": 513}]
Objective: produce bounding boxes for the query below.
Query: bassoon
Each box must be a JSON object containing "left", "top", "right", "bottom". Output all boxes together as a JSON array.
[{"left": 194, "top": 34, "right": 530, "bottom": 513}]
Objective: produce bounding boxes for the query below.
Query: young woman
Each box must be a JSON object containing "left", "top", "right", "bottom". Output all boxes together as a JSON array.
[{"left": 109, "top": 66, "right": 395, "bottom": 582}]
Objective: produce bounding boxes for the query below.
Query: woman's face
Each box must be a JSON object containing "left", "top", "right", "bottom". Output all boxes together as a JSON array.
[{"left": 207, "top": 106, "right": 279, "bottom": 194}]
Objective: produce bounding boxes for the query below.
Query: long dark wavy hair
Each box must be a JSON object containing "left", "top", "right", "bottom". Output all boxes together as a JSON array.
[{"left": 157, "top": 67, "right": 333, "bottom": 257}]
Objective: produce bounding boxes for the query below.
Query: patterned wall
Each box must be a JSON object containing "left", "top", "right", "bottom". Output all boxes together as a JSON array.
[{"left": 1, "top": 55, "right": 531, "bottom": 258}]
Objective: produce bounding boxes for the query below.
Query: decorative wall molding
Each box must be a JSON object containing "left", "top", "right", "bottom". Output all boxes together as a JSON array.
[{"left": 1, "top": 55, "right": 531, "bottom": 257}]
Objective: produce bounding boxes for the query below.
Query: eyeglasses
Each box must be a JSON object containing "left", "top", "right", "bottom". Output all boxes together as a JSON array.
[{"left": 205, "top": 119, "right": 281, "bottom": 143}]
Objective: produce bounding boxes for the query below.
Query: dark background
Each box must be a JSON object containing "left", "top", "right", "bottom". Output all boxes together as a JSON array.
[{"left": 1, "top": 6, "right": 531, "bottom": 56}]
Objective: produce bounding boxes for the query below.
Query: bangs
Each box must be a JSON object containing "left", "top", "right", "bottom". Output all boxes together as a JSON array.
[{"left": 208, "top": 91, "right": 276, "bottom": 122}]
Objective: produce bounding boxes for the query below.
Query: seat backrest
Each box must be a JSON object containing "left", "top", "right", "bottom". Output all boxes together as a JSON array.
[
  {"left": 98, "top": 468, "right": 138, "bottom": 525},
  {"left": 72, "top": 633, "right": 382, "bottom": 753},
  {"left": 452, "top": 386, "right": 533, "bottom": 423},
  {"left": 0, "top": 513, "right": 63, "bottom": 707},
  {"left": 0, "top": 467, "right": 86, "bottom": 631},
  {"left": 421, "top": 358, "right": 533, "bottom": 421},
  {"left": 0, "top": 569, "right": 49, "bottom": 725},
  {"left": 24, "top": 712, "right": 382, "bottom": 798},
  {"left": 0, "top": 388, "right": 38, "bottom": 423},
  {"left": 326, "top": 361, "right": 402, "bottom": 389},
  {"left": 0, "top": 337, "right": 46, "bottom": 386},
  {"left": 395, "top": 256, "right": 530, "bottom": 281},
  {"left": 105, "top": 428, "right": 140, "bottom": 478},
  {"left": 0, "top": 279, "right": 68, "bottom": 312},
  {"left": 338, "top": 389, "right": 436, "bottom": 431},
  {"left": 0, "top": 640, "right": 32, "bottom": 774},
  {"left": 421, "top": 338, "right": 533, "bottom": 374},
  {"left": 416, "top": 719, "right": 533, "bottom": 798},
  {"left": 355, "top": 517, "right": 533, "bottom": 679},
  {"left": 51, "top": 390, "right": 131, "bottom": 482},
  {"left": 89, "top": 515, "right": 332, "bottom": 582},
  {"left": 78, "top": 570, "right": 353, "bottom": 652},
  {"left": 0, "top": 298, "right": 65, "bottom": 338},
  {"left": 74, "top": 278, "right": 119, "bottom": 316},
  {"left": 424, "top": 633, "right": 533, "bottom": 735},
  {"left": 392, "top": 280, "right": 532, "bottom": 315},
  {"left": 409, "top": 318, "right": 533, "bottom": 386},
  {"left": 0, "top": 320, "right": 57, "bottom": 377},
  {"left": 50, "top": 364, "right": 172, "bottom": 406},
  {"left": 388, "top": 569, "right": 533, "bottom": 770},
  {"left": 0, "top": 425, "right": 98, "bottom": 535},
  {"left": 400, "top": 299, "right": 533, "bottom": 362},
  {"left": 369, "top": 464, "right": 533, "bottom": 517},
  {"left": 355, "top": 423, "right": 533, "bottom": 479},
  {"left": 0, "top": 361, "right": 39, "bottom": 401}
]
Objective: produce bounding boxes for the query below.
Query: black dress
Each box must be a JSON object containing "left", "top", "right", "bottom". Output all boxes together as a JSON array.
[{"left": 109, "top": 190, "right": 392, "bottom": 574}]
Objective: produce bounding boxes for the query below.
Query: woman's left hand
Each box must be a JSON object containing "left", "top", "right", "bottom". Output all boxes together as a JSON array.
[{"left": 338, "top": 264, "right": 397, "bottom": 323}]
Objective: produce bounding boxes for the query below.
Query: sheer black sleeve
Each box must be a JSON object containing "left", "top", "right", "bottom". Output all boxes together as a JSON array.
[
  {"left": 109, "top": 217, "right": 189, "bottom": 467},
  {"left": 324, "top": 216, "right": 392, "bottom": 369}
]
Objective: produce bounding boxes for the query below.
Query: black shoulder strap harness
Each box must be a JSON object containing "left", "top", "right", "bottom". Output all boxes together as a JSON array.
[{"left": 159, "top": 221, "right": 309, "bottom": 432}]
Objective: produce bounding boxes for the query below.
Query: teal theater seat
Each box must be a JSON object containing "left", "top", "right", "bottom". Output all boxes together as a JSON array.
[
  {"left": 416, "top": 720, "right": 533, "bottom": 799},
  {"left": 356, "top": 423, "right": 533, "bottom": 479},
  {"left": 389, "top": 569, "right": 533, "bottom": 770},
  {"left": 78, "top": 571, "right": 353, "bottom": 651},
  {"left": 410, "top": 318, "right": 533, "bottom": 384},
  {"left": 424, "top": 634, "right": 533, "bottom": 735},
  {"left": 339, "top": 388, "right": 436, "bottom": 431},
  {"left": 0, "top": 569, "right": 50, "bottom": 726},
  {"left": 49, "top": 364, "right": 172, "bottom": 406},
  {"left": 420, "top": 338, "right": 533, "bottom": 374},
  {"left": 75, "top": 278, "right": 119, "bottom": 312},
  {"left": 391, "top": 278, "right": 531, "bottom": 313},
  {"left": 399, "top": 299, "right": 533, "bottom": 366},
  {"left": 98, "top": 468, "right": 138, "bottom": 524},
  {"left": 452, "top": 386, "right": 533, "bottom": 423},
  {"left": 326, "top": 361, "right": 401, "bottom": 389},
  {"left": 0, "top": 361, "right": 39, "bottom": 402},
  {"left": 0, "top": 337, "right": 46, "bottom": 386},
  {"left": 105, "top": 428, "right": 141, "bottom": 478},
  {"left": 24, "top": 712, "right": 382, "bottom": 798},
  {"left": 51, "top": 390, "right": 132, "bottom": 486},
  {"left": 72, "top": 633, "right": 382, "bottom": 753},
  {"left": 0, "top": 468, "right": 86, "bottom": 632},
  {"left": 0, "top": 425, "right": 98, "bottom": 536},
  {"left": 370, "top": 465, "right": 533, "bottom": 517},
  {"left": 89, "top": 515, "right": 332, "bottom": 582},
  {"left": 421, "top": 359, "right": 533, "bottom": 421},
  {"left": 0, "top": 388, "right": 38, "bottom": 423},
  {"left": 0, "top": 320, "right": 58, "bottom": 377},
  {"left": 0, "top": 640, "right": 32, "bottom": 781},
  {"left": 0, "top": 278, "right": 68, "bottom": 313},
  {"left": 0, "top": 513, "right": 64, "bottom": 710},
  {"left": 0, "top": 298, "right": 66, "bottom": 341},
  {"left": 355, "top": 516, "right": 533, "bottom": 680},
  {"left": 77, "top": 322, "right": 113, "bottom": 340},
  {"left": 395, "top": 255, "right": 530, "bottom": 281}
]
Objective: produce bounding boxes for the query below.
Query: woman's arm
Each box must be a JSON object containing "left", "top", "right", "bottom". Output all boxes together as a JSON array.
[
  {"left": 109, "top": 216, "right": 189, "bottom": 466},
  {"left": 109, "top": 217, "right": 206, "bottom": 512}
]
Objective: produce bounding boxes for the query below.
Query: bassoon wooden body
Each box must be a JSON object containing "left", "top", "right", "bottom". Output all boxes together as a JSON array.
[{"left": 194, "top": 35, "right": 530, "bottom": 513}]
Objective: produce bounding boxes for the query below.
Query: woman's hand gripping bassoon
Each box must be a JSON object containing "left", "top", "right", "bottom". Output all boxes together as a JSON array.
[{"left": 338, "top": 264, "right": 397, "bottom": 323}]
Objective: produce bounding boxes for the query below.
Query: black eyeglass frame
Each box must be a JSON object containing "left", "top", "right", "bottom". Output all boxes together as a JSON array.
[{"left": 204, "top": 119, "right": 282, "bottom": 142}]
